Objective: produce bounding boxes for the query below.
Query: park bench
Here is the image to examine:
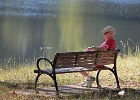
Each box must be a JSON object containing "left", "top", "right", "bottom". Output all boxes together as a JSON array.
[{"left": 34, "top": 49, "right": 120, "bottom": 94}]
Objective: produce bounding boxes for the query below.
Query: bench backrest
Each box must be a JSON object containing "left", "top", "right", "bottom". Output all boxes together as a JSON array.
[{"left": 53, "top": 49, "right": 120, "bottom": 68}]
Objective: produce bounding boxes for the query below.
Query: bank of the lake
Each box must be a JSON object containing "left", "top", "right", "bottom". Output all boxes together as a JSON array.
[{"left": 0, "top": 52, "right": 140, "bottom": 99}]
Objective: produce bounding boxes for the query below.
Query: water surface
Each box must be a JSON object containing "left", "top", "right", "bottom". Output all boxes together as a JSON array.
[{"left": 0, "top": 0, "right": 140, "bottom": 66}]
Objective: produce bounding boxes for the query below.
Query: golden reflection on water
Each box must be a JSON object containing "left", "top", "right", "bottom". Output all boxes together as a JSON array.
[{"left": 58, "top": 1, "right": 84, "bottom": 51}]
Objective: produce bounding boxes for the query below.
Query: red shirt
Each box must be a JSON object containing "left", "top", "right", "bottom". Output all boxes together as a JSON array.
[
  {"left": 96, "top": 39, "right": 116, "bottom": 68},
  {"left": 100, "top": 39, "right": 116, "bottom": 50}
]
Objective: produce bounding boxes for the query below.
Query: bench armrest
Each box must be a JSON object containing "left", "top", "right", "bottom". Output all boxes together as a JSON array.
[{"left": 36, "top": 57, "right": 52, "bottom": 70}]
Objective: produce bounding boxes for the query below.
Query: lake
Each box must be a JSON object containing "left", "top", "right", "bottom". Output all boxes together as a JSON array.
[{"left": 0, "top": 0, "right": 140, "bottom": 67}]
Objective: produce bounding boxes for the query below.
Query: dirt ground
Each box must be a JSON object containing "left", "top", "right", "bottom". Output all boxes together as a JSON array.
[
  {"left": 9, "top": 84, "right": 140, "bottom": 99},
  {"left": 10, "top": 84, "right": 123, "bottom": 97}
]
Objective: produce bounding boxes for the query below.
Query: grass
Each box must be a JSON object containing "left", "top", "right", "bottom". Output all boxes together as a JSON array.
[{"left": 0, "top": 50, "right": 140, "bottom": 99}]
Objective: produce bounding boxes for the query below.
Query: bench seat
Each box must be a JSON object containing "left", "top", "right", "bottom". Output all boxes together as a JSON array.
[{"left": 34, "top": 66, "right": 110, "bottom": 74}]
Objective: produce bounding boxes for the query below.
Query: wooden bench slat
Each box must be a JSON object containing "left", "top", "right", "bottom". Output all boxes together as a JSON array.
[{"left": 55, "top": 61, "right": 96, "bottom": 68}]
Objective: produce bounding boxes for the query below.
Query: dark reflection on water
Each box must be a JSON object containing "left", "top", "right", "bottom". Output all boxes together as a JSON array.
[
  {"left": 0, "top": 0, "right": 140, "bottom": 67},
  {"left": 1, "top": 0, "right": 140, "bottom": 19}
]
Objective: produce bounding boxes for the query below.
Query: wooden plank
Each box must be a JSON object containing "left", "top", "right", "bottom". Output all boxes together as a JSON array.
[
  {"left": 57, "top": 59, "right": 75, "bottom": 62},
  {"left": 96, "top": 61, "right": 114, "bottom": 65},
  {"left": 96, "top": 52, "right": 115, "bottom": 65},
  {"left": 97, "top": 57, "right": 114, "bottom": 61},
  {"left": 53, "top": 49, "right": 119, "bottom": 69}
]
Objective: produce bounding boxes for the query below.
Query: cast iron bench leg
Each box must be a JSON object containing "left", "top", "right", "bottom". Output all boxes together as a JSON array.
[
  {"left": 53, "top": 74, "right": 59, "bottom": 94},
  {"left": 96, "top": 69, "right": 120, "bottom": 88},
  {"left": 114, "top": 71, "right": 120, "bottom": 88},
  {"left": 110, "top": 68, "right": 120, "bottom": 89},
  {"left": 35, "top": 73, "right": 41, "bottom": 92},
  {"left": 96, "top": 70, "right": 101, "bottom": 87}
]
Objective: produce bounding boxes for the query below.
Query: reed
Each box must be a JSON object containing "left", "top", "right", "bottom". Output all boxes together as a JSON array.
[{"left": 0, "top": 41, "right": 140, "bottom": 99}]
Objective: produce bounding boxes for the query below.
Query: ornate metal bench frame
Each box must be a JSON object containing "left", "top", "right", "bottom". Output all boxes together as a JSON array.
[{"left": 34, "top": 49, "right": 120, "bottom": 94}]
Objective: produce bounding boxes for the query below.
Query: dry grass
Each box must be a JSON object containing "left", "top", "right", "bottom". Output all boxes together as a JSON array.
[{"left": 0, "top": 52, "right": 140, "bottom": 99}]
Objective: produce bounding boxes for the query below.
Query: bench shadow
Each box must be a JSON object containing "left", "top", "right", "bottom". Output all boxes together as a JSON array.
[
  {"left": 1, "top": 81, "right": 140, "bottom": 99},
  {"left": 38, "top": 85, "right": 140, "bottom": 99}
]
